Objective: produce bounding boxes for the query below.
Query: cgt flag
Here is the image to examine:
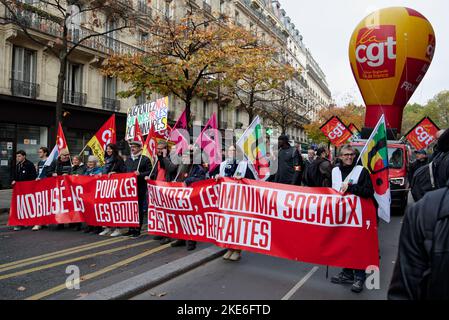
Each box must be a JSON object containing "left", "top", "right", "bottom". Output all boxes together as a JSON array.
[
  {"left": 236, "top": 116, "right": 270, "bottom": 181},
  {"left": 86, "top": 115, "right": 116, "bottom": 166},
  {"left": 320, "top": 116, "right": 353, "bottom": 147},
  {"left": 57, "top": 123, "right": 69, "bottom": 153},
  {"left": 357, "top": 115, "right": 391, "bottom": 223},
  {"left": 405, "top": 117, "right": 440, "bottom": 151}
]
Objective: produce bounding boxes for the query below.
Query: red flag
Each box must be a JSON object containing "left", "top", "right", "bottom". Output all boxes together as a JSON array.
[
  {"left": 405, "top": 117, "right": 440, "bottom": 150},
  {"left": 195, "top": 113, "right": 221, "bottom": 173},
  {"left": 320, "top": 116, "right": 353, "bottom": 147},
  {"left": 173, "top": 108, "right": 187, "bottom": 130},
  {"left": 87, "top": 115, "right": 116, "bottom": 166},
  {"left": 131, "top": 118, "right": 144, "bottom": 146},
  {"left": 143, "top": 124, "right": 158, "bottom": 164},
  {"left": 57, "top": 123, "right": 69, "bottom": 153}
]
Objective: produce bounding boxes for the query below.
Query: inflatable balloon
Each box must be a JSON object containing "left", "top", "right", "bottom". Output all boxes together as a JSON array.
[{"left": 349, "top": 7, "right": 435, "bottom": 134}]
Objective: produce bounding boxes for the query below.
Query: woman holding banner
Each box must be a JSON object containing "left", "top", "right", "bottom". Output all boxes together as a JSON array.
[
  {"left": 215, "top": 145, "right": 254, "bottom": 261},
  {"left": 98, "top": 144, "right": 128, "bottom": 236}
]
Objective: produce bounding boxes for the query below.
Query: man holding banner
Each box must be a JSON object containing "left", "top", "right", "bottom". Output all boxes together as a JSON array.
[
  {"left": 124, "top": 138, "right": 152, "bottom": 238},
  {"left": 331, "top": 144, "right": 375, "bottom": 293}
]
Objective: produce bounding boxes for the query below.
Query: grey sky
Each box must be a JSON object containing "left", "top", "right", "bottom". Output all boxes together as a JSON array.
[{"left": 281, "top": 0, "right": 449, "bottom": 106}]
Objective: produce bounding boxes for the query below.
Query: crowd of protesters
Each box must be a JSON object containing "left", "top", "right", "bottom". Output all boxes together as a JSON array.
[{"left": 10, "top": 127, "right": 449, "bottom": 298}]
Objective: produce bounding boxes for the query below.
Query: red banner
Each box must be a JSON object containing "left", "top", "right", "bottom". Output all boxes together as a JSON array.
[
  {"left": 8, "top": 173, "right": 140, "bottom": 228},
  {"left": 147, "top": 178, "right": 379, "bottom": 270},
  {"left": 405, "top": 117, "right": 440, "bottom": 150},
  {"left": 320, "top": 116, "right": 353, "bottom": 147}
]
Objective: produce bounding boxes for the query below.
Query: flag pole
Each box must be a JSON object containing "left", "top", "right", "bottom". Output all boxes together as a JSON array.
[{"left": 78, "top": 144, "right": 89, "bottom": 157}]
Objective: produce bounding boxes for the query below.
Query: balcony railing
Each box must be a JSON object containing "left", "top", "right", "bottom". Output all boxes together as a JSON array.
[
  {"left": 239, "top": 0, "right": 286, "bottom": 40},
  {"left": 137, "top": 1, "right": 152, "bottom": 18},
  {"left": 6, "top": 7, "right": 143, "bottom": 56},
  {"left": 203, "top": 1, "right": 212, "bottom": 13},
  {"left": 64, "top": 91, "right": 87, "bottom": 106},
  {"left": 11, "top": 79, "right": 39, "bottom": 98},
  {"left": 102, "top": 97, "right": 121, "bottom": 111}
]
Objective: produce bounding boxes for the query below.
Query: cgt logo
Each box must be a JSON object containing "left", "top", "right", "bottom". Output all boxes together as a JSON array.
[
  {"left": 328, "top": 122, "right": 346, "bottom": 140},
  {"left": 355, "top": 26, "right": 396, "bottom": 79},
  {"left": 415, "top": 126, "right": 434, "bottom": 145},
  {"left": 101, "top": 129, "right": 113, "bottom": 149}
]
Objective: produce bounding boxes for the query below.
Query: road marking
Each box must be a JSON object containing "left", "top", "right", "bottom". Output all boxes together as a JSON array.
[
  {"left": 25, "top": 243, "right": 172, "bottom": 300},
  {"left": 0, "top": 239, "right": 155, "bottom": 281},
  {"left": 281, "top": 266, "right": 319, "bottom": 300},
  {"left": 0, "top": 237, "right": 127, "bottom": 271}
]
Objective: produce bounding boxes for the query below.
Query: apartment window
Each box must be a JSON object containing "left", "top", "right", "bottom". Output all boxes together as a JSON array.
[
  {"left": 103, "top": 76, "right": 119, "bottom": 111},
  {"left": 165, "top": 0, "right": 174, "bottom": 19},
  {"left": 202, "top": 101, "right": 209, "bottom": 122},
  {"left": 219, "top": 0, "right": 225, "bottom": 15},
  {"left": 105, "top": 19, "right": 117, "bottom": 50},
  {"left": 67, "top": 4, "right": 81, "bottom": 42},
  {"left": 136, "top": 93, "right": 146, "bottom": 105},
  {"left": 65, "top": 62, "right": 85, "bottom": 105},
  {"left": 11, "top": 46, "right": 38, "bottom": 98},
  {"left": 235, "top": 10, "right": 240, "bottom": 24},
  {"left": 139, "top": 31, "right": 149, "bottom": 50},
  {"left": 103, "top": 76, "right": 117, "bottom": 99}
]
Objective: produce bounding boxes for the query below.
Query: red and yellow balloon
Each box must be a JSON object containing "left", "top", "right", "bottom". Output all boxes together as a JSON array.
[{"left": 349, "top": 7, "right": 435, "bottom": 134}]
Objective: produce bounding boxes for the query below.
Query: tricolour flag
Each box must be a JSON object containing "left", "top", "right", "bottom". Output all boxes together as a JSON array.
[
  {"left": 194, "top": 112, "right": 221, "bottom": 173},
  {"left": 357, "top": 114, "right": 391, "bottom": 223},
  {"left": 86, "top": 115, "right": 116, "bottom": 166},
  {"left": 236, "top": 116, "right": 270, "bottom": 181}
]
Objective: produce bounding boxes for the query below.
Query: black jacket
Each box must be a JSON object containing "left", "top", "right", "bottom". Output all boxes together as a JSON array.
[
  {"left": 274, "top": 146, "right": 304, "bottom": 185},
  {"left": 125, "top": 154, "right": 152, "bottom": 196},
  {"left": 175, "top": 164, "right": 206, "bottom": 186},
  {"left": 14, "top": 159, "right": 37, "bottom": 182},
  {"left": 103, "top": 155, "right": 127, "bottom": 174},
  {"left": 150, "top": 155, "right": 178, "bottom": 182},
  {"left": 388, "top": 181, "right": 449, "bottom": 300},
  {"left": 408, "top": 158, "right": 429, "bottom": 185},
  {"left": 339, "top": 163, "right": 375, "bottom": 199},
  {"left": 47, "top": 159, "right": 72, "bottom": 176},
  {"left": 125, "top": 155, "right": 151, "bottom": 197}
]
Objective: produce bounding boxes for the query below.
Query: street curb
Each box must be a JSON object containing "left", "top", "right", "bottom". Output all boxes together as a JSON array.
[{"left": 78, "top": 246, "right": 227, "bottom": 300}]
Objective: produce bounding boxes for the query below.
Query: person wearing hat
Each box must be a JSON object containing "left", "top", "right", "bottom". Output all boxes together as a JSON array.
[
  {"left": 123, "top": 138, "right": 152, "bottom": 238},
  {"left": 274, "top": 135, "right": 304, "bottom": 185},
  {"left": 408, "top": 149, "right": 428, "bottom": 187}
]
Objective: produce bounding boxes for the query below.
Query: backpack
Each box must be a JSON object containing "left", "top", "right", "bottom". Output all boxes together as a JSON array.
[
  {"left": 305, "top": 158, "right": 325, "bottom": 187},
  {"left": 411, "top": 151, "right": 449, "bottom": 202}
]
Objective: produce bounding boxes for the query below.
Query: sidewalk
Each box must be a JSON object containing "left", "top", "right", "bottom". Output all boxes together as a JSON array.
[{"left": 0, "top": 189, "right": 12, "bottom": 224}]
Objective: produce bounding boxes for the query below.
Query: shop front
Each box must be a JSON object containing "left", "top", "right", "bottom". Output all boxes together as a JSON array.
[{"left": 0, "top": 94, "right": 126, "bottom": 189}]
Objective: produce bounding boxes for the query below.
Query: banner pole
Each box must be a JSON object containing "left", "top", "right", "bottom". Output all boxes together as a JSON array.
[{"left": 148, "top": 158, "right": 158, "bottom": 179}]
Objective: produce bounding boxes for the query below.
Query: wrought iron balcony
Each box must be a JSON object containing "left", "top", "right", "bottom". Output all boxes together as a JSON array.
[
  {"left": 137, "top": 1, "right": 152, "bottom": 17},
  {"left": 64, "top": 91, "right": 87, "bottom": 106},
  {"left": 6, "top": 7, "right": 143, "bottom": 56},
  {"left": 11, "top": 79, "right": 39, "bottom": 99},
  {"left": 102, "top": 97, "right": 121, "bottom": 111}
]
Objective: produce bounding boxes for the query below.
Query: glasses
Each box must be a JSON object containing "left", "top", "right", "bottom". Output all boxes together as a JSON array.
[{"left": 342, "top": 153, "right": 355, "bottom": 157}]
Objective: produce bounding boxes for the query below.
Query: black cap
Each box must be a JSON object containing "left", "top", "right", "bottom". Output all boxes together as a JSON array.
[
  {"left": 414, "top": 149, "right": 427, "bottom": 155},
  {"left": 278, "top": 135, "right": 289, "bottom": 142}
]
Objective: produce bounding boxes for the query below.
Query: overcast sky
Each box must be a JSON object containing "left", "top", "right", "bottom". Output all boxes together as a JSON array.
[{"left": 280, "top": 0, "right": 449, "bottom": 106}]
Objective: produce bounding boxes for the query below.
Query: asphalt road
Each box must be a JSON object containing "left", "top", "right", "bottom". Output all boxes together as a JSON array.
[
  {"left": 1, "top": 196, "right": 411, "bottom": 300},
  {"left": 131, "top": 203, "right": 409, "bottom": 300},
  {"left": 0, "top": 225, "right": 211, "bottom": 300}
]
